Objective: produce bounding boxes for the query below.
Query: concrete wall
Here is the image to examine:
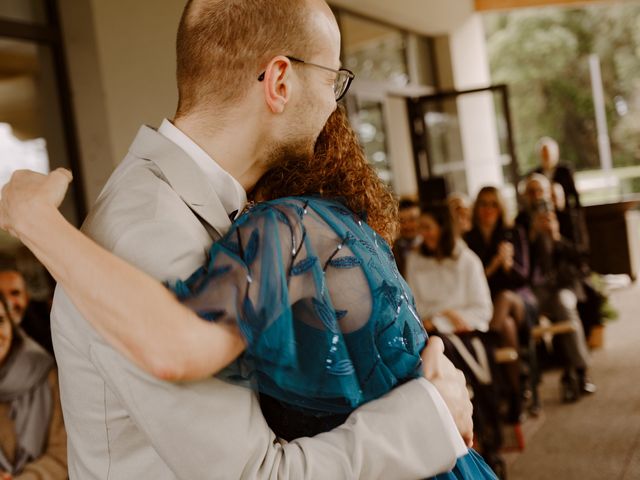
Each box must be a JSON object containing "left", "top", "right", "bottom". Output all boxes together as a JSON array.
[
  {"left": 438, "top": 14, "right": 504, "bottom": 196},
  {"left": 58, "top": 0, "right": 185, "bottom": 204}
]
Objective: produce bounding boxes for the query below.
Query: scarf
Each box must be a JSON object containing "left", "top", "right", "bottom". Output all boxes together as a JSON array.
[{"left": 0, "top": 330, "right": 54, "bottom": 475}]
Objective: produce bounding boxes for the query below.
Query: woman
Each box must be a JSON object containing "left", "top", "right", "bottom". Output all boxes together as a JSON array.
[
  {"left": 447, "top": 193, "right": 472, "bottom": 239},
  {"left": 465, "top": 186, "right": 536, "bottom": 422},
  {"left": 0, "top": 294, "right": 67, "bottom": 480},
  {"left": 405, "top": 205, "right": 493, "bottom": 336},
  {"left": 403, "top": 205, "right": 504, "bottom": 474},
  {"left": 0, "top": 110, "right": 495, "bottom": 479}
]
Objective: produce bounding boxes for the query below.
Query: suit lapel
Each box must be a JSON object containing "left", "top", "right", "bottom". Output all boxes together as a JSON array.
[{"left": 129, "top": 126, "right": 232, "bottom": 238}]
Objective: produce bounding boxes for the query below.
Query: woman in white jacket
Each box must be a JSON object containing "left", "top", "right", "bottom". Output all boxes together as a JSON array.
[
  {"left": 405, "top": 204, "right": 504, "bottom": 475},
  {"left": 405, "top": 205, "right": 493, "bottom": 335}
]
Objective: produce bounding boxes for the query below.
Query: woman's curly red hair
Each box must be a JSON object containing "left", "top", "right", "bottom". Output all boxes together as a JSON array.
[{"left": 251, "top": 107, "right": 398, "bottom": 244}]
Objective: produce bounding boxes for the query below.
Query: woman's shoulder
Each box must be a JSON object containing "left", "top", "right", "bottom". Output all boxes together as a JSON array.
[
  {"left": 239, "top": 196, "right": 343, "bottom": 219},
  {"left": 457, "top": 240, "right": 482, "bottom": 265}
]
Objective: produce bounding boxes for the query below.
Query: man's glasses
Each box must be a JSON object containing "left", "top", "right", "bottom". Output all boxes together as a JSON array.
[{"left": 258, "top": 56, "right": 355, "bottom": 102}]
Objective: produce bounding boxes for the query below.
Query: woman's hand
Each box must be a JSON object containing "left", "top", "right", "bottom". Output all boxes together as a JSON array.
[
  {"left": 441, "top": 310, "right": 472, "bottom": 333},
  {"left": 422, "top": 316, "right": 437, "bottom": 333},
  {"left": 0, "top": 168, "right": 72, "bottom": 239},
  {"left": 497, "top": 241, "right": 514, "bottom": 272}
]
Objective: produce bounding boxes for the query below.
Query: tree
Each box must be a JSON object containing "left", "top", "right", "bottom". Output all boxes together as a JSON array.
[{"left": 485, "top": 4, "right": 640, "bottom": 174}]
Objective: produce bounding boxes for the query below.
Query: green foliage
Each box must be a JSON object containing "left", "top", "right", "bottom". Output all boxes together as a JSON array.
[{"left": 484, "top": 4, "right": 640, "bottom": 174}]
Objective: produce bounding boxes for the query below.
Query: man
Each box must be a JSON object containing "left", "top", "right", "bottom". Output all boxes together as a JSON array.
[
  {"left": 0, "top": 254, "right": 54, "bottom": 355},
  {"left": 516, "top": 174, "right": 595, "bottom": 403},
  {"left": 50, "top": 1, "right": 472, "bottom": 478},
  {"left": 393, "top": 198, "right": 422, "bottom": 276},
  {"left": 532, "top": 136, "right": 589, "bottom": 254}
]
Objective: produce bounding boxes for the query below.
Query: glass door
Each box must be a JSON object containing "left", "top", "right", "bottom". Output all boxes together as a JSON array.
[{"left": 407, "top": 85, "right": 519, "bottom": 208}]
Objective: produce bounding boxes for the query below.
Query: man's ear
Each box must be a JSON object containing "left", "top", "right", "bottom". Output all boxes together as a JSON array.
[{"left": 261, "top": 56, "right": 293, "bottom": 114}]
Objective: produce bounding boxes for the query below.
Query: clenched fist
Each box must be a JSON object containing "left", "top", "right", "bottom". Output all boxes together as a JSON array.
[{"left": 0, "top": 168, "right": 72, "bottom": 239}]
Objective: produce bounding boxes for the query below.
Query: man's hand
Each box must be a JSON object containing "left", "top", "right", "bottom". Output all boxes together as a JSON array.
[
  {"left": 0, "top": 168, "right": 72, "bottom": 239},
  {"left": 421, "top": 337, "right": 474, "bottom": 446}
]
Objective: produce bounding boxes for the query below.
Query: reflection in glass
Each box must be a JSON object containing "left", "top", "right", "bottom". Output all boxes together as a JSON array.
[
  {"left": 0, "top": 36, "right": 78, "bottom": 225},
  {"left": 341, "top": 13, "right": 409, "bottom": 87},
  {"left": 354, "top": 100, "right": 393, "bottom": 186},
  {"left": 0, "top": 0, "right": 46, "bottom": 24},
  {"left": 0, "top": 123, "right": 49, "bottom": 186}
]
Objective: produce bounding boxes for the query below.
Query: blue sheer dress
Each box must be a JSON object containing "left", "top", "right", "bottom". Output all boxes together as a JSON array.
[{"left": 171, "top": 197, "right": 496, "bottom": 480}]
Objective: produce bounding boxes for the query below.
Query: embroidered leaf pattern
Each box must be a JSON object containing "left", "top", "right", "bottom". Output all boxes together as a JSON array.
[
  {"left": 209, "top": 265, "right": 232, "bottom": 279},
  {"left": 343, "top": 232, "right": 357, "bottom": 245},
  {"left": 197, "top": 309, "right": 226, "bottom": 322},
  {"left": 171, "top": 279, "right": 191, "bottom": 300},
  {"left": 244, "top": 229, "right": 260, "bottom": 266},
  {"left": 328, "top": 256, "right": 361, "bottom": 269},
  {"left": 375, "top": 281, "right": 399, "bottom": 309},
  {"left": 312, "top": 298, "right": 339, "bottom": 333},
  {"left": 358, "top": 239, "right": 378, "bottom": 257},
  {"left": 329, "top": 205, "right": 352, "bottom": 217},
  {"left": 326, "top": 359, "right": 355, "bottom": 376},
  {"left": 240, "top": 296, "right": 267, "bottom": 345},
  {"left": 222, "top": 239, "right": 240, "bottom": 255},
  {"left": 335, "top": 309, "right": 348, "bottom": 321},
  {"left": 274, "top": 208, "right": 292, "bottom": 228},
  {"left": 291, "top": 256, "right": 317, "bottom": 276}
]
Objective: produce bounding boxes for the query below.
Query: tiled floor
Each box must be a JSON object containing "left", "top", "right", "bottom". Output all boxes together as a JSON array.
[{"left": 506, "top": 280, "right": 640, "bottom": 480}]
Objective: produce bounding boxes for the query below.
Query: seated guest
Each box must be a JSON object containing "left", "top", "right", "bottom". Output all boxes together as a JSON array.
[
  {"left": 465, "top": 186, "right": 536, "bottom": 423},
  {"left": 405, "top": 205, "right": 503, "bottom": 473},
  {"left": 532, "top": 137, "right": 589, "bottom": 254},
  {"left": 0, "top": 294, "right": 67, "bottom": 479},
  {"left": 405, "top": 205, "right": 492, "bottom": 335},
  {"left": 393, "top": 198, "right": 422, "bottom": 276},
  {"left": 516, "top": 175, "right": 595, "bottom": 402},
  {"left": 447, "top": 193, "right": 472, "bottom": 239},
  {"left": 532, "top": 138, "right": 580, "bottom": 207},
  {"left": 0, "top": 255, "right": 54, "bottom": 356}
]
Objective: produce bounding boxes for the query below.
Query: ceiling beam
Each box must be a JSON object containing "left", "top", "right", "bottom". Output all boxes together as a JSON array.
[{"left": 475, "top": 0, "right": 611, "bottom": 11}]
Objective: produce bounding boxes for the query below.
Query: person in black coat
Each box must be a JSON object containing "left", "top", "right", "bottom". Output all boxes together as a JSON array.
[
  {"left": 531, "top": 137, "right": 589, "bottom": 254},
  {"left": 465, "top": 186, "right": 535, "bottom": 422},
  {"left": 516, "top": 174, "right": 596, "bottom": 402}
]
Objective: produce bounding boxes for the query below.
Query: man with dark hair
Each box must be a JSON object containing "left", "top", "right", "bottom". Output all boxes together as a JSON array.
[
  {"left": 50, "top": 1, "right": 472, "bottom": 478},
  {"left": 393, "top": 198, "right": 422, "bottom": 276}
]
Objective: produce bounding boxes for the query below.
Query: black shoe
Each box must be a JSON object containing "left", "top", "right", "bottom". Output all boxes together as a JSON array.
[
  {"left": 505, "top": 393, "right": 524, "bottom": 424},
  {"left": 561, "top": 372, "right": 580, "bottom": 403}
]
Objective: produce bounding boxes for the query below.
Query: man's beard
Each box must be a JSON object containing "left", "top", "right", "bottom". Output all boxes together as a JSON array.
[
  {"left": 249, "top": 106, "right": 399, "bottom": 244},
  {"left": 264, "top": 135, "right": 316, "bottom": 171}
]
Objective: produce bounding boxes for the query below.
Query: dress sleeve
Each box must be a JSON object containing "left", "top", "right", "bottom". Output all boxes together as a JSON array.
[{"left": 170, "top": 202, "right": 302, "bottom": 366}]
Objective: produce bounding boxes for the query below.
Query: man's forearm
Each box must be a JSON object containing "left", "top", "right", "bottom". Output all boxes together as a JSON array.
[{"left": 15, "top": 206, "right": 244, "bottom": 381}]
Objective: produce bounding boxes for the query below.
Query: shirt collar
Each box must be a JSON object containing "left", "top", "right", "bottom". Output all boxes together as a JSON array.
[{"left": 158, "top": 119, "right": 246, "bottom": 219}]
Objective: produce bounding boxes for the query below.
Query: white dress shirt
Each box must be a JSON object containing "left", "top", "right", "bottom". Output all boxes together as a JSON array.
[{"left": 158, "top": 119, "right": 246, "bottom": 218}]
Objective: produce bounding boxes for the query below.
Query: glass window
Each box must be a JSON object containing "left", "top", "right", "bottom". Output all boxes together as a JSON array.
[
  {"left": 340, "top": 13, "right": 409, "bottom": 87},
  {"left": 352, "top": 99, "right": 393, "bottom": 186},
  {"left": 0, "top": 37, "right": 80, "bottom": 226}
]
